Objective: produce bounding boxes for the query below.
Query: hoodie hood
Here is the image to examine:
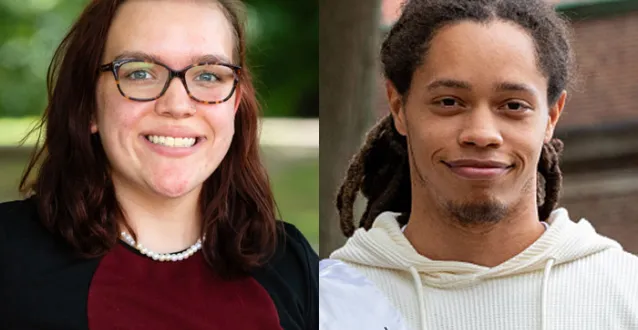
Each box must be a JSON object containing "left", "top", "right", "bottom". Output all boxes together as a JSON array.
[{"left": 330, "top": 208, "right": 621, "bottom": 289}]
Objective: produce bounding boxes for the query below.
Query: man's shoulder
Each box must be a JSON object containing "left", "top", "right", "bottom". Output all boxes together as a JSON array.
[
  {"left": 319, "top": 259, "right": 410, "bottom": 330},
  {"left": 586, "top": 247, "right": 638, "bottom": 270},
  {"left": 568, "top": 248, "right": 638, "bottom": 291}
]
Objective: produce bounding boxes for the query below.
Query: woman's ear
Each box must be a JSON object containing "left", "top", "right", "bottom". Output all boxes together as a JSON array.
[{"left": 233, "top": 85, "right": 242, "bottom": 114}]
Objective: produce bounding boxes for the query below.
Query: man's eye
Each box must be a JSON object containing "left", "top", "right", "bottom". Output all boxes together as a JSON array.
[{"left": 438, "top": 98, "right": 458, "bottom": 107}]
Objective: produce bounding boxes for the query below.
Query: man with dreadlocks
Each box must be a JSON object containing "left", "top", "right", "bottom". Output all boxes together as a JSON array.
[{"left": 319, "top": 0, "right": 638, "bottom": 329}]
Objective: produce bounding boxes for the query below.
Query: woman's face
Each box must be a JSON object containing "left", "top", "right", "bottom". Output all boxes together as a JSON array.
[{"left": 94, "top": 0, "right": 238, "bottom": 200}]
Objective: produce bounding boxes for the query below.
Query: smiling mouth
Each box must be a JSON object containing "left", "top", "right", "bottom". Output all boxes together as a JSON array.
[
  {"left": 442, "top": 160, "right": 514, "bottom": 180},
  {"left": 144, "top": 135, "right": 204, "bottom": 148}
]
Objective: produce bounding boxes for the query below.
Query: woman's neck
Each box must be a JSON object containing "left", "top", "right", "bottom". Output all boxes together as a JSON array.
[{"left": 114, "top": 182, "right": 203, "bottom": 254}]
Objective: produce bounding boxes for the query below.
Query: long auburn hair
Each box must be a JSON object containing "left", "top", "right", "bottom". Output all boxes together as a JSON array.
[{"left": 19, "top": 0, "right": 278, "bottom": 278}]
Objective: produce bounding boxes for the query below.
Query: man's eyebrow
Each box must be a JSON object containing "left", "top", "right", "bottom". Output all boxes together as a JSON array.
[
  {"left": 493, "top": 81, "right": 538, "bottom": 96},
  {"left": 427, "top": 79, "right": 472, "bottom": 91},
  {"left": 425, "top": 79, "right": 538, "bottom": 97}
]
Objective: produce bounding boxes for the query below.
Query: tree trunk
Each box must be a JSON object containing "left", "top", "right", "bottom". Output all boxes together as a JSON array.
[{"left": 319, "top": 0, "right": 381, "bottom": 258}]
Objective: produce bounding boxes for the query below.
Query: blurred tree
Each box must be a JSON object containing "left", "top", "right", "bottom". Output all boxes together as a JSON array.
[
  {"left": 244, "top": 0, "right": 318, "bottom": 117},
  {"left": 319, "top": 0, "right": 381, "bottom": 257},
  {"left": 0, "top": 0, "right": 317, "bottom": 118},
  {"left": 0, "top": 0, "right": 87, "bottom": 118}
]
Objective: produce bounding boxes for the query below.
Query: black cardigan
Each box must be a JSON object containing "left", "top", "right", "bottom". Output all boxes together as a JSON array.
[{"left": 0, "top": 198, "right": 318, "bottom": 330}]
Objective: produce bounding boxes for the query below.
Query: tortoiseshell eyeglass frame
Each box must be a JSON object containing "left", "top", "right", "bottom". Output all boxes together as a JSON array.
[{"left": 99, "top": 58, "right": 242, "bottom": 105}]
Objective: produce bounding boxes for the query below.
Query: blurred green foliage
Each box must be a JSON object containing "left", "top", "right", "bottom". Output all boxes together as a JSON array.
[
  {"left": 0, "top": 0, "right": 87, "bottom": 118},
  {"left": 0, "top": 0, "right": 318, "bottom": 118},
  {"left": 245, "top": 0, "right": 318, "bottom": 117}
]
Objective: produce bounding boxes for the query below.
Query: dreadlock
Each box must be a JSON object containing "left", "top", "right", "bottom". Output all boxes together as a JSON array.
[{"left": 336, "top": 0, "right": 574, "bottom": 237}]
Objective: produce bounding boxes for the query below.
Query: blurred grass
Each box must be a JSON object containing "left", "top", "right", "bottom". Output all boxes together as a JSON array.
[
  {"left": 267, "top": 154, "right": 318, "bottom": 249},
  {"left": 0, "top": 117, "right": 41, "bottom": 146}
]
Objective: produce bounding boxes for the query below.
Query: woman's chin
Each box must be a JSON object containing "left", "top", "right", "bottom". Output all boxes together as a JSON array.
[{"left": 148, "top": 179, "right": 203, "bottom": 200}]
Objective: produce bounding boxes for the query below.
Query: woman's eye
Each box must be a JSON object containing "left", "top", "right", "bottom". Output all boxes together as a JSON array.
[
  {"left": 127, "top": 71, "right": 152, "bottom": 80},
  {"left": 195, "top": 73, "right": 219, "bottom": 82}
]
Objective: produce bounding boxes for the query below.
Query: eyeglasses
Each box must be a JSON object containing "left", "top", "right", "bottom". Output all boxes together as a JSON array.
[{"left": 99, "top": 58, "right": 241, "bottom": 104}]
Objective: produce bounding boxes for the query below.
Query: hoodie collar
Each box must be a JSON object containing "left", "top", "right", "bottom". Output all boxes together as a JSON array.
[{"left": 330, "top": 208, "right": 621, "bottom": 289}]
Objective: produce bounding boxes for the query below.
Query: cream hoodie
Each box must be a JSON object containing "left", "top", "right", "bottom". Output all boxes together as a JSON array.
[{"left": 319, "top": 208, "right": 638, "bottom": 330}]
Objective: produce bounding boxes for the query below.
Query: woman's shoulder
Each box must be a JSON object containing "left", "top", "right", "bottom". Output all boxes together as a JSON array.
[
  {"left": 252, "top": 220, "right": 318, "bottom": 330},
  {"left": 260, "top": 220, "right": 317, "bottom": 277},
  {"left": 0, "top": 196, "right": 76, "bottom": 260},
  {"left": 277, "top": 221, "right": 316, "bottom": 255},
  {"left": 266, "top": 221, "right": 318, "bottom": 279},
  {"left": 0, "top": 196, "right": 37, "bottom": 216},
  {"left": 0, "top": 197, "right": 42, "bottom": 238}
]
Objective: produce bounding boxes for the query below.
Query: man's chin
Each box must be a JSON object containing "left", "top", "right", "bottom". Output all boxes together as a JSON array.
[{"left": 444, "top": 199, "right": 509, "bottom": 226}]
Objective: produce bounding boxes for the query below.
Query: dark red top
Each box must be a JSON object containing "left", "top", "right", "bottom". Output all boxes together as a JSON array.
[{"left": 87, "top": 243, "right": 281, "bottom": 330}]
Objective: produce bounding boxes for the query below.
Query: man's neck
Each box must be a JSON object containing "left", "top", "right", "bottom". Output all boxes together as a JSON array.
[
  {"left": 113, "top": 177, "right": 203, "bottom": 254},
  {"left": 403, "top": 199, "right": 546, "bottom": 267}
]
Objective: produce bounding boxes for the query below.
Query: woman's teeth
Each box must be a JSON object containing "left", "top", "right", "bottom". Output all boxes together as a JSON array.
[{"left": 146, "top": 135, "right": 197, "bottom": 148}]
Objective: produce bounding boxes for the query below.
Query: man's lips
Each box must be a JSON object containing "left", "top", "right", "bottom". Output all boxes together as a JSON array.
[{"left": 443, "top": 159, "right": 513, "bottom": 180}]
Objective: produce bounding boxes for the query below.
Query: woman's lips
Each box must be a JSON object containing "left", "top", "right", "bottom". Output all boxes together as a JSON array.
[{"left": 141, "top": 135, "right": 204, "bottom": 158}]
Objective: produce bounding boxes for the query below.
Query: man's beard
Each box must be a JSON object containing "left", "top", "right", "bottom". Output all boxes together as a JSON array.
[
  {"left": 444, "top": 199, "right": 509, "bottom": 226},
  {"left": 406, "top": 139, "right": 522, "bottom": 226}
]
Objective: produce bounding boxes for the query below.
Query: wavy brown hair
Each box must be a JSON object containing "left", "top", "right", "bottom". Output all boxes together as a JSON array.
[
  {"left": 337, "top": 0, "right": 574, "bottom": 237},
  {"left": 19, "top": 0, "right": 278, "bottom": 279}
]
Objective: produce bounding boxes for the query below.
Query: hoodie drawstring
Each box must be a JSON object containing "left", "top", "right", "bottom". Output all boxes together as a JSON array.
[
  {"left": 540, "top": 258, "right": 555, "bottom": 330},
  {"left": 409, "top": 266, "right": 427, "bottom": 330},
  {"left": 410, "top": 258, "right": 555, "bottom": 330}
]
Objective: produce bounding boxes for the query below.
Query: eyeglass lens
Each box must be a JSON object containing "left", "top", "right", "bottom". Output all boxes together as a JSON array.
[{"left": 117, "top": 61, "right": 236, "bottom": 102}]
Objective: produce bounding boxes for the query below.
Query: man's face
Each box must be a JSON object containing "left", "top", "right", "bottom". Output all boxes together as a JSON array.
[{"left": 388, "top": 20, "right": 565, "bottom": 225}]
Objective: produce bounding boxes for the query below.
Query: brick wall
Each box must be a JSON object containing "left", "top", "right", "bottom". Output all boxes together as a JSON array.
[
  {"left": 559, "top": 9, "right": 638, "bottom": 128},
  {"left": 556, "top": 8, "right": 638, "bottom": 253},
  {"left": 563, "top": 185, "right": 638, "bottom": 253}
]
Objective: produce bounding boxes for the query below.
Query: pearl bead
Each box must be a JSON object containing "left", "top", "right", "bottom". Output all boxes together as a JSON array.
[{"left": 119, "top": 232, "right": 204, "bottom": 262}]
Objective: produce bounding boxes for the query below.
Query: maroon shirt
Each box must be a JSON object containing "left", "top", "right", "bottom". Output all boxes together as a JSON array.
[{"left": 87, "top": 243, "right": 282, "bottom": 330}]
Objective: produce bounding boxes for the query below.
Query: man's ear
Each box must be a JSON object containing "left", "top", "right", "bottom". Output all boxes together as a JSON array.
[
  {"left": 545, "top": 90, "right": 566, "bottom": 143},
  {"left": 386, "top": 80, "right": 407, "bottom": 136}
]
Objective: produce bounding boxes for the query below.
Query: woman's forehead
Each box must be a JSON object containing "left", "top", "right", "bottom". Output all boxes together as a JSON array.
[{"left": 103, "top": 0, "right": 234, "bottom": 67}]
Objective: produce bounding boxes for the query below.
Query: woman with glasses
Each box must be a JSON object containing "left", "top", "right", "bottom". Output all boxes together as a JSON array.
[{"left": 0, "top": 1, "right": 317, "bottom": 329}]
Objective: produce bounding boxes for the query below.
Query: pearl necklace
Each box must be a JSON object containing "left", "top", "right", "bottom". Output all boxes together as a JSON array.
[{"left": 120, "top": 231, "right": 203, "bottom": 262}]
